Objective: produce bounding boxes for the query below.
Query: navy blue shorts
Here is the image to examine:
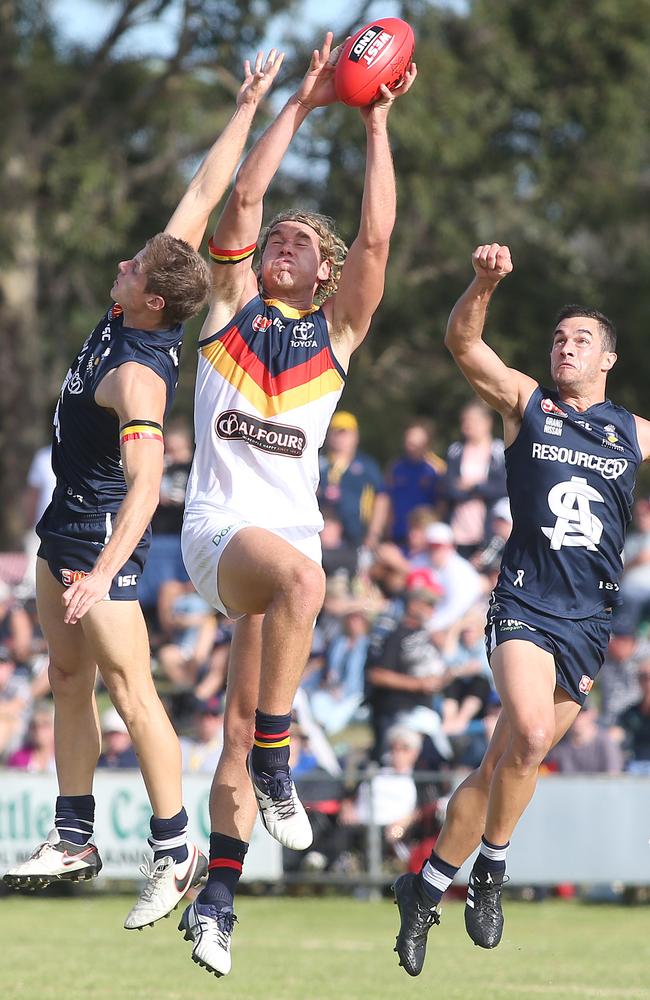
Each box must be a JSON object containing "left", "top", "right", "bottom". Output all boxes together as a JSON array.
[
  {"left": 36, "top": 502, "right": 151, "bottom": 602},
  {"left": 485, "top": 592, "right": 612, "bottom": 706}
]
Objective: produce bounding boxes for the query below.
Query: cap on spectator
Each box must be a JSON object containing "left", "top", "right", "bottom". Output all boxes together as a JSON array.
[
  {"left": 406, "top": 568, "right": 443, "bottom": 603},
  {"left": 329, "top": 410, "right": 358, "bottom": 432},
  {"left": 0, "top": 645, "right": 13, "bottom": 664},
  {"left": 197, "top": 696, "right": 223, "bottom": 716},
  {"left": 424, "top": 522, "right": 454, "bottom": 546},
  {"left": 492, "top": 497, "right": 512, "bottom": 523},
  {"left": 101, "top": 707, "right": 128, "bottom": 734}
]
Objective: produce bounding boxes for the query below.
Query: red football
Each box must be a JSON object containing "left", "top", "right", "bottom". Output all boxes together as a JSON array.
[{"left": 334, "top": 17, "right": 415, "bottom": 108}]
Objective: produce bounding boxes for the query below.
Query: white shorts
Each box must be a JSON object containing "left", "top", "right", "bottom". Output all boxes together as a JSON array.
[{"left": 181, "top": 504, "right": 322, "bottom": 617}]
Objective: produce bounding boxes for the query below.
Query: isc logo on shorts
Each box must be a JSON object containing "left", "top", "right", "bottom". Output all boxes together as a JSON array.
[
  {"left": 117, "top": 574, "right": 138, "bottom": 587},
  {"left": 60, "top": 568, "right": 89, "bottom": 586}
]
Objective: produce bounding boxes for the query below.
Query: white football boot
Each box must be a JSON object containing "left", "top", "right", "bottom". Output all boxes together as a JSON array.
[
  {"left": 178, "top": 899, "right": 237, "bottom": 978},
  {"left": 124, "top": 842, "right": 207, "bottom": 930},
  {"left": 246, "top": 754, "right": 313, "bottom": 850},
  {"left": 3, "top": 829, "right": 102, "bottom": 890}
]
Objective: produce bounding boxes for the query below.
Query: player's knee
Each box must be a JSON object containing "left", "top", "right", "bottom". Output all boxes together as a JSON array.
[
  {"left": 279, "top": 559, "right": 326, "bottom": 617},
  {"left": 48, "top": 659, "right": 90, "bottom": 699},
  {"left": 510, "top": 723, "right": 554, "bottom": 768},
  {"left": 104, "top": 671, "right": 154, "bottom": 726}
]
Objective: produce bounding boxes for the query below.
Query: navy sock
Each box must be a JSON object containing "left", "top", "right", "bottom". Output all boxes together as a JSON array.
[
  {"left": 473, "top": 835, "right": 509, "bottom": 881},
  {"left": 149, "top": 807, "right": 189, "bottom": 864},
  {"left": 419, "top": 850, "right": 459, "bottom": 905},
  {"left": 55, "top": 795, "right": 95, "bottom": 846},
  {"left": 198, "top": 833, "right": 248, "bottom": 907},
  {"left": 250, "top": 709, "right": 292, "bottom": 776}
]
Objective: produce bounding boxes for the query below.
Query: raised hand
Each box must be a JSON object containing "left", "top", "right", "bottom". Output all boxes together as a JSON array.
[
  {"left": 237, "top": 49, "right": 285, "bottom": 108},
  {"left": 472, "top": 243, "right": 513, "bottom": 284},
  {"left": 295, "top": 31, "right": 341, "bottom": 110},
  {"left": 359, "top": 61, "right": 418, "bottom": 122}
]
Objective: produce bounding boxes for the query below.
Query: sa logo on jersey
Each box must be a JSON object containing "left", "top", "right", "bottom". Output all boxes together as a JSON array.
[
  {"left": 541, "top": 398, "right": 567, "bottom": 418},
  {"left": 252, "top": 314, "right": 272, "bottom": 332},
  {"left": 579, "top": 675, "right": 594, "bottom": 695},
  {"left": 60, "top": 568, "right": 89, "bottom": 586}
]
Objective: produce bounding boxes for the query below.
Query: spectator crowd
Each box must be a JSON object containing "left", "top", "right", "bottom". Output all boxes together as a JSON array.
[{"left": 3, "top": 403, "right": 650, "bottom": 875}]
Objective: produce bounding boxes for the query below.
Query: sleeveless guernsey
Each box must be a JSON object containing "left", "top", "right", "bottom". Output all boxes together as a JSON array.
[
  {"left": 496, "top": 385, "right": 642, "bottom": 618},
  {"left": 52, "top": 304, "right": 183, "bottom": 514},
  {"left": 185, "top": 295, "right": 346, "bottom": 533}
]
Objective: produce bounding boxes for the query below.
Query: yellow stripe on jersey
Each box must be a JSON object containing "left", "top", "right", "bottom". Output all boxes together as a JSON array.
[
  {"left": 263, "top": 298, "right": 318, "bottom": 319},
  {"left": 201, "top": 340, "right": 344, "bottom": 417}
]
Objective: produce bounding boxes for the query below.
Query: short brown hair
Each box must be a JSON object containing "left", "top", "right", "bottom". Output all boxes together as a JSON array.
[
  {"left": 141, "top": 233, "right": 211, "bottom": 326},
  {"left": 554, "top": 304, "right": 617, "bottom": 353},
  {"left": 257, "top": 211, "right": 348, "bottom": 304}
]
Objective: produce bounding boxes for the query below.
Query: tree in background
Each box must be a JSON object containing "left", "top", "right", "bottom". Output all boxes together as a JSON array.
[
  {"left": 0, "top": 0, "right": 297, "bottom": 546},
  {"left": 2, "top": 0, "right": 650, "bottom": 546},
  {"left": 284, "top": 0, "right": 650, "bottom": 472}
]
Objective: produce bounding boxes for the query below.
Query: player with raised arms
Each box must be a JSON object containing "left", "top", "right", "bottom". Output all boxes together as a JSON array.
[
  {"left": 3, "top": 52, "right": 284, "bottom": 932},
  {"left": 393, "top": 243, "right": 650, "bottom": 975},
  {"left": 177, "top": 31, "right": 416, "bottom": 978}
]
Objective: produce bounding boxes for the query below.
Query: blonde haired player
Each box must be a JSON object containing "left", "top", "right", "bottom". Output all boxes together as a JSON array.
[
  {"left": 178, "top": 32, "right": 416, "bottom": 977},
  {"left": 3, "top": 53, "right": 284, "bottom": 934}
]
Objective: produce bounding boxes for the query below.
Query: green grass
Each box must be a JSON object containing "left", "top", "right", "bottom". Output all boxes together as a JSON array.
[{"left": 1, "top": 893, "right": 649, "bottom": 1000}]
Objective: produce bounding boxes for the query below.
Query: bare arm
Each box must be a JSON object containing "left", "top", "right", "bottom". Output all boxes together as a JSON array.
[
  {"left": 444, "top": 244, "right": 537, "bottom": 439},
  {"left": 634, "top": 415, "right": 650, "bottom": 461},
  {"left": 61, "top": 364, "right": 167, "bottom": 624},
  {"left": 329, "top": 67, "right": 417, "bottom": 366},
  {"left": 164, "top": 50, "right": 284, "bottom": 251},
  {"left": 204, "top": 33, "right": 339, "bottom": 334}
]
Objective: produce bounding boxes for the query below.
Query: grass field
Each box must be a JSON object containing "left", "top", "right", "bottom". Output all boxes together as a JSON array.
[{"left": 1, "top": 892, "right": 649, "bottom": 1000}]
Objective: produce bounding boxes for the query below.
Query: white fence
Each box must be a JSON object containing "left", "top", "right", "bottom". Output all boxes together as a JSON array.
[
  {"left": 0, "top": 770, "right": 282, "bottom": 881},
  {"left": 1, "top": 770, "right": 649, "bottom": 885}
]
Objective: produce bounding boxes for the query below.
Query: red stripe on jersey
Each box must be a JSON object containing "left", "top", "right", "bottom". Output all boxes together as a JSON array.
[{"left": 219, "top": 325, "right": 338, "bottom": 397}]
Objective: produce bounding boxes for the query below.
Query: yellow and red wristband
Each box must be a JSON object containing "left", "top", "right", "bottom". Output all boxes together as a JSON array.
[
  {"left": 119, "top": 419, "right": 164, "bottom": 446},
  {"left": 208, "top": 236, "right": 256, "bottom": 265}
]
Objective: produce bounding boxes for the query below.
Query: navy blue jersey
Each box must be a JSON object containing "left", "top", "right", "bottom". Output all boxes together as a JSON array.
[
  {"left": 51, "top": 305, "right": 183, "bottom": 514},
  {"left": 496, "top": 385, "right": 642, "bottom": 618}
]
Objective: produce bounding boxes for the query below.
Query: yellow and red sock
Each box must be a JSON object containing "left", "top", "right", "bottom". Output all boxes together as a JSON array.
[{"left": 251, "top": 709, "right": 292, "bottom": 775}]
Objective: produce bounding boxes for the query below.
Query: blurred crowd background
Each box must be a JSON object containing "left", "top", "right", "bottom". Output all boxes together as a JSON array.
[
  {"left": 2, "top": 0, "right": 650, "bottom": 880},
  {"left": 3, "top": 402, "right": 650, "bottom": 879}
]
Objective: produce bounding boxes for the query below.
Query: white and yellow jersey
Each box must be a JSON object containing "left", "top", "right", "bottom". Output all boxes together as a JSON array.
[{"left": 185, "top": 294, "right": 346, "bottom": 533}]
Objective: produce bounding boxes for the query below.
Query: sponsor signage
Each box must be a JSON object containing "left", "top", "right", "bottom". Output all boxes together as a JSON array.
[
  {"left": 0, "top": 771, "right": 282, "bottom": 881},
  {"left": 216, "top": 410, "right": 306, "bottom": 458}
]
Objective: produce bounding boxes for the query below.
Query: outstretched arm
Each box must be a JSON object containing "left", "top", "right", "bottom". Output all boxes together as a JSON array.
[
  {"left": 164, "top": 50, "right": 284, "bottom": 251},
  {"left": 206, "top": 33, "right": 339, "bottom": 329},
  {"left": 329, "top": 65, "right": 417, "bottom": 367},
  {"left": 444, "top": 244, "right": 537, "bottom": 432}
]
